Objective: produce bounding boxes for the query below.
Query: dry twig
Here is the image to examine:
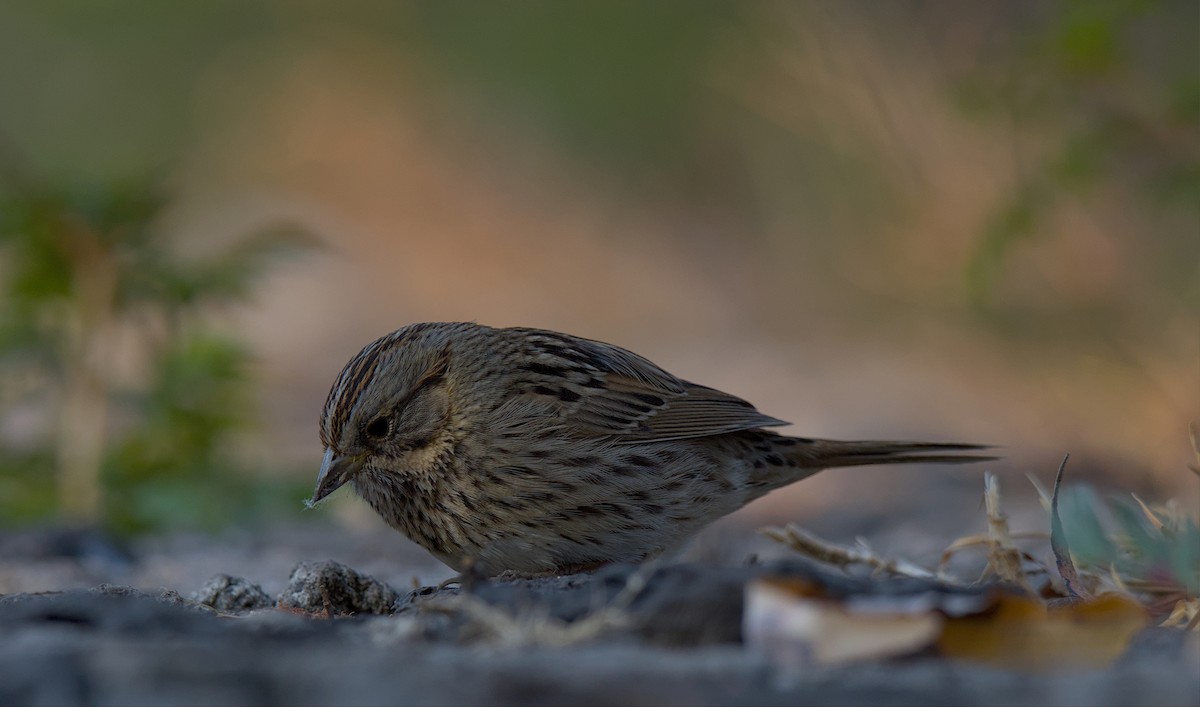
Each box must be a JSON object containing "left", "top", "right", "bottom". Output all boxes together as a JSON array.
[
  {"left": 983, "top": 472, "right": 1035, "bottom": 593},
  {"left": 761, "top": 524, "right": 940, "bottom": 580}
]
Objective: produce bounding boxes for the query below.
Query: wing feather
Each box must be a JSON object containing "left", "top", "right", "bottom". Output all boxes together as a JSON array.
[{"left": 509, "top": 328, "right": 788, "bottom": 442}]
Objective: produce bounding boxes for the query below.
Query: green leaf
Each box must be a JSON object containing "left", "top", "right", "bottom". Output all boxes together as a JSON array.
[{"left": 1056, "top": 485, "right": 1119, "bottom": 567}]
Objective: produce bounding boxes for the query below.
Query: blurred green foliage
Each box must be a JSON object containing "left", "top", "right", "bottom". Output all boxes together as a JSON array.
[
  {"left": 955, "top": 0, "right": 1200, "bottom": 312},
  {"left": 0, "top": 161, "right": 311, "bottom": 532},
  {"left": 1058, "top": 484, "right": 1200, "bottom": 595},
  {"left": 407, "top": 1, "right": 745, "bottom": 173},
  {"left": 104, "top": 336, "right": 309, "bottom": 532},
  {"left": 0, "top": 1, "right": 278, "bottom": 182},
  {"left": 0, "top": 1, "right": 745, "bottom": 187}
]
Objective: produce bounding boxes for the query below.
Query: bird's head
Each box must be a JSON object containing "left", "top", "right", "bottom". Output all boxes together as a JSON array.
[{"left": 310, "top": 324, "right": 459, "bottom": 506}]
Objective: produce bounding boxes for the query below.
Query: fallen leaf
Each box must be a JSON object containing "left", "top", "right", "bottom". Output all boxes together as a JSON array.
[
  {"left": 938, "top": 593, "right": 1147, "bottom": 671},
  {"left": 744, "top": 578, "right": 943, "bottom": 666}
]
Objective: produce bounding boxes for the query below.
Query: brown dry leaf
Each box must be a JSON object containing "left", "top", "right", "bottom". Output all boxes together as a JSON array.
[
  {"left": 938, "top": 593, "right": 1147, "bottom": 671},
  {"left": 744, "top": 578, "right": 943, "bottom": 666}
]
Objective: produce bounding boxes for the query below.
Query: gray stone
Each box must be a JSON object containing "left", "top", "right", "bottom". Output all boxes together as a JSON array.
[
  {"left": 277, "top": 560, "right": 400, "bottom": 616},
  {"left": 191, "top": 574, "right": 274, "bottom": 613}
]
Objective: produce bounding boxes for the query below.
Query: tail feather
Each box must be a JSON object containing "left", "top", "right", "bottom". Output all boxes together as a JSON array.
[{"left": 790, "top": 439, "right": 997, "bottom": 470}]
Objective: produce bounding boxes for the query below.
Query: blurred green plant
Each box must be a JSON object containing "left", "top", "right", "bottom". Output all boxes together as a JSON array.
[
  {"left": 1058, "top": 485, "right": 1199, "bottom": 596},
  {"left": 955, "top": 0, "right": 1200, "bottom": 311},
  {"left": 0, "top": 145, "right": 311, "bottom": 532},
  {"left": 406, "top": 0, "right": 743, "bottom": 175},
  {"left": 1036, "top": 452, "right": 1198, "bottom": 610},
  {"left": 1045, "top": 481, "right": 1200, "bottom": 631}
]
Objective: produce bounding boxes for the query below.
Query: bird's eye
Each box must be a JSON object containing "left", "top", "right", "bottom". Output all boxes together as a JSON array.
[{"left": 364, "top": 416, "right": 391, "bottom": 440}]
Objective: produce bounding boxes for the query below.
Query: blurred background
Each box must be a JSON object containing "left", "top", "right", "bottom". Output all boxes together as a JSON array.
[{"left": 0, "top": 1, "right": 1196, "bottom": 589}]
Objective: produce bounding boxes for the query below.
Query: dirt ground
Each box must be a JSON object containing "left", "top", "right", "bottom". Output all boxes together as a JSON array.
[{"left": 0, "top": 520, "right": 1196, "bottom": 707}]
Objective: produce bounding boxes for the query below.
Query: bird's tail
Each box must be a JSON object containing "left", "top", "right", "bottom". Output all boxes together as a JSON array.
[
  {"left": 737, "top": 434, "right": 995, "bottom": 500},
  {"left": 786, "top": 438, "right": 997, "bottom": 469},
  {"left": 740, "top": 434, "right": 995, "bottom": 492}
]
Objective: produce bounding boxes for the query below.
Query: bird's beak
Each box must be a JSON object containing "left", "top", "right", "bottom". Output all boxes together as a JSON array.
[{"left": 310, "top": 449, "right": 363, "bottom": 505}]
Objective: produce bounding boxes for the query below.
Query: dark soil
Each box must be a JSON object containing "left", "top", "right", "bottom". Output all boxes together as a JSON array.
[{"left": 0, "top": 525, "right": 1196, "bottom": 706}]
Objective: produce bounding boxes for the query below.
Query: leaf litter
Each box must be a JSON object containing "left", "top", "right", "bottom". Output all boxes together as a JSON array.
[{"left": 755, "top": 447, "right": 1199, "bottom": 671}]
